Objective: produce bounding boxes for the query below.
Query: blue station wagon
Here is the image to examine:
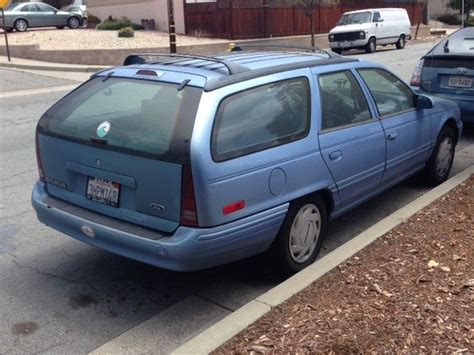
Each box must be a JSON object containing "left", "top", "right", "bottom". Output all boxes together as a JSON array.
[{"left": 32, "top": 50, "right": 462, "bottom": 274}]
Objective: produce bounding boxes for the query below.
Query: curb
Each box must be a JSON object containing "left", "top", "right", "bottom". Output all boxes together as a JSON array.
[
  {"left": 0, "top": 60, "right": 109, "bottom": 73},
  {"left": 172, "top": 163, "right": 474, "bottom": 355}
]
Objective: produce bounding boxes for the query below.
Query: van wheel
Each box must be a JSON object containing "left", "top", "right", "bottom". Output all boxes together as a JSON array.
[
  {"left": 422, "top": 126, "right": 455, "bottom": 186},
  {"left": 270, "top": 195, "right": 327, "bottom": 276},
  {"left": 396, "top": 35, "right": 406, "bottom": 49},
  {"left": 365, "top": 37, "right": 376, "bottom": 53},
  {"left": 332, "top": 48, "right": 343, "bottom": 55}
]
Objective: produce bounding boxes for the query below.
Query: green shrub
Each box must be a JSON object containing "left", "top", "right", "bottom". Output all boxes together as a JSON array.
[
  {"left": 97, "top": 16, "right": 144, "bottom": 31},
  {"left": 118, "top": 26, "right": 135, "bottom": 38},
  {"left": 437, "top": 14, "right": 461, "bottom": 25}
]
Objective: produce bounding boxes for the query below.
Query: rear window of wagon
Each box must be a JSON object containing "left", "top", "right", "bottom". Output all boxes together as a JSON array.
[{"left": 38, "top": 77, "right": 202, "bottom": 164}]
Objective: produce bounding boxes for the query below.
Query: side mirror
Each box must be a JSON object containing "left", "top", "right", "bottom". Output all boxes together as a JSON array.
[
  {"left": 415, "top": 94, "right": 433, "bottom": 109},
  {"left": 377, "top": 18, "right": 384, "bottom": 22}
]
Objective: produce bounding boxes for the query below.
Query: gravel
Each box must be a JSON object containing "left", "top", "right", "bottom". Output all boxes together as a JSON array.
[
  {"left": 2, "top": 29, "right": 227, "bottom": 50},
  {"left": 215, "top": 175, "right": 474, "bottom": 353}
]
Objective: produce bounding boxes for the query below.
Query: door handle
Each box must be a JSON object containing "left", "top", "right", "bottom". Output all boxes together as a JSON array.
[
  {"left": 328, "top": 150, "right": 343, "bottom": 161},
  {"left": 387, "top": 132, "right": 398, "bottom": 141}
]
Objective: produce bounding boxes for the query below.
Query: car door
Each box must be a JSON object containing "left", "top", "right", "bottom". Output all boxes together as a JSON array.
[
  {"left": 36, "top": 3, "right": 59, "bottom": 27},
  {"left": 20, "top": 4, "right": 40, "bottom": 27},
  {"left": 357, "top": 68, "right": 432, "bottom": 185},
  {"left": 317, "top": 69, "right": 386, "bottom": 211}
]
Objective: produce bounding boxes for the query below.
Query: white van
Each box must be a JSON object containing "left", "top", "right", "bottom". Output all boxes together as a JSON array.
[{"left": 328, "top": 8, "right": 411, "bottom": 54}]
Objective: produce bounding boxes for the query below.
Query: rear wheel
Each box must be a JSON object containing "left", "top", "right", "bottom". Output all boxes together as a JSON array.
[
  {"left": 270, "top": 195, "right": 327, "bottom": 275},
  {"left": 365, "top": 37, "right": 376, "bottom": 53},
  {"left": 396, "top": 34, "right": 406, "bottom": 49},
  {"left": 422, "top": 126, "right": 455, "bottom": 186},
  {"left": 68, "top": 17, "right": 80, "bottom": 29},
  {"left": 332, "top": 48, "right": 343, "bottom": 55},
  {"left": 56, "top": 26, "right": 65, "bottom": 29},
  {"left": 14, "top": 19, "right": 28, "bottom": 32}
]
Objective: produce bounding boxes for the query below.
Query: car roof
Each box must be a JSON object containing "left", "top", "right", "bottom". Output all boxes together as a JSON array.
[
  {"left": 344, "top": 8, "right": 404, "bottom": 14},
  {"left": 97, "top": 51, "right": 359, "bottom": 91}
]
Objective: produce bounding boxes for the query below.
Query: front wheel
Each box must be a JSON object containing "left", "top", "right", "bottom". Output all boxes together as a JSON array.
[
  {"left": 68, "top": 17, "right": 80, "bottom": 29},
  {"left": 270, "top": 195, "right": 327, "bottom": 275},
  {"left": 422, "top": 126, "right": 456, "bottom": 186},
  {"left": 396, "top": 35, "right": 406, "bottom": 49},
  {"left": 56, "top": 26, "right": 65, "bottom": 29},
  {"left": 365, "top": 37, "right": 376, "bottom": 53}
]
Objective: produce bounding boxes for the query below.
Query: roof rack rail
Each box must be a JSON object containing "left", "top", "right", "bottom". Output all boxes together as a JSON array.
[
  {"left": 230, "top": 44, "right": 339, "bottom": 58},
  {"left": 123, "top": 53, "right": 250, "bottom": 75}
]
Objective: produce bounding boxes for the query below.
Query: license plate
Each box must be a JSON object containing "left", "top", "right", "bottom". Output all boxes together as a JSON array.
[
  {"left": 448, "top": 76, "right": 472, "bottom": 88},
  {"left": 86, "top": 177, "right": 120, "bottom": 207}
]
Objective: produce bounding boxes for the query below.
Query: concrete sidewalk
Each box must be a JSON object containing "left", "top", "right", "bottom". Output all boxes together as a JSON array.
[{"left": 0, "top": 56, "right": 108, "bottom": 72}]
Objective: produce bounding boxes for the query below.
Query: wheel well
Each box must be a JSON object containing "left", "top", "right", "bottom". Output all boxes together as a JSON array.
[
  {"left": 68, "top": 16, "right": 81, "bottom": 23},
  {"left": 443, "top": 118, "right": 459, "bottom": 145},
  {"left": 14, "top": 18, "right": 28, "bottom": 26},
  {"left": 311, "top": 189, "right": 334, "bottom": 217}
]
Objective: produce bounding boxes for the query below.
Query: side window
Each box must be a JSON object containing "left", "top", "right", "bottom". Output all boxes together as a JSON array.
[
  {"left": 318, "top": 70, "right": 372, "bottom": 130},
  {"left": 212, "top": 77, "right": 310, "bottom": 162},
  {"left": 37, "top": 4, "right": 56, "bottom": 12},
  {"left": 22, "top": 4, "right": 38, "bottom": 12},
  {"left": 358, "top": 69, "right": 415, "bottom": 117},
  {"left": 373, "top": 12, "right": 381, "bottom": 22}
]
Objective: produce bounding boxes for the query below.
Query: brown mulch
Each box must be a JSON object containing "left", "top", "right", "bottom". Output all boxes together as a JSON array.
[{"left": 215, "top": 176, "right": 474, "bottom": 354}]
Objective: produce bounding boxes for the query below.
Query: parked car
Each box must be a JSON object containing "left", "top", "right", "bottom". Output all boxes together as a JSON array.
[
  {"left": 410, "top": 27, "right": 474, "bottom": 123},
  {"left": 61, "top": 4, "right": 87, "bottom": 21},
  {"left": 329, "top": 8, "right": 411, "bottom": 54},
  {"left": 32, "top": 50, "right": 462, "bottom": 274},
  {"left": 3, "top": 2, "right": 83, "bottom": 32}
]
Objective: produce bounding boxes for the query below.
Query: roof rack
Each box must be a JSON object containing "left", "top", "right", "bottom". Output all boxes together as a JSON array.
[
  {"left": 229, "top": 44, "right": 340, "bottom": 58},
  {"left": 123, "top": 53, "right": 250, "bottom": 75}
]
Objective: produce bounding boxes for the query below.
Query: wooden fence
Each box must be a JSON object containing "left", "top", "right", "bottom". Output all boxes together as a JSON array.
[{"left": 184, "top": 0, "right": 423, "bottom": 39}]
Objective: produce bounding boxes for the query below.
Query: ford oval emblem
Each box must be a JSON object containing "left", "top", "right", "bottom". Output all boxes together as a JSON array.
[{"left": 81, "top": 225, "right": 95, "bottom": 238}]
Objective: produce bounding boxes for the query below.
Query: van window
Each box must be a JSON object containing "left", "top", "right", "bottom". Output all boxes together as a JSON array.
[
  {"left": 373, "top": 12, "right": 381, "bottom": 22},
  {"left": 212, "top": 78, "right": 310, "bottom": 162},
  {"left": 38, "top": 77, "right": 202, "bottom": 164},
  {"left": 338, "top": 11, "right": 372, "bottom": 25}
]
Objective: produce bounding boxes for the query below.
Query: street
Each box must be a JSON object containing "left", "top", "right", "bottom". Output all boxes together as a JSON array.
[{"left": 1, "top": 42, "right": 473, "bottom": 354}]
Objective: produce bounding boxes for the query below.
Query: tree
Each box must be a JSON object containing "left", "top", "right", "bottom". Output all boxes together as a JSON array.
[
  {"left": 450, "top": 0, "right": 473, "bottom": 21},
  {"left": 285, "top": 0, "right": 336, "bottom": 48}
]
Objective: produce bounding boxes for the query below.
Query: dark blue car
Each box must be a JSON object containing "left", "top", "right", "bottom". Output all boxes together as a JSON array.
[{"left": 410, "top": 28, "right": 474, "bottom": 123}]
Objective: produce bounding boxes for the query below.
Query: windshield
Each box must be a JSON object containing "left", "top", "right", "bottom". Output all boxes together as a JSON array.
[
  {"left": 38, "top": 77, "right": 202, "bottom": 163},
  {"left": 337, "top": 11, "right": 372, "bottom": 25}
]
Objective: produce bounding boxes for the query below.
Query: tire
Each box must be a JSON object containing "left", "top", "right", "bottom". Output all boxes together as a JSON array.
[
  {"left": 270, "top": 195, "right": 327, "bottom": 275},
  {"left": 365, "top": 37, "right": 376, "bottom": 53},
  {"left": 422, "top": 126, "right": 456, "bottom": 186},
  {"left": 56, "top": 26, "right": 65, "bottom": 29},
  {"left": 68, "top": 17, "right": 80, "bottom": 29},
  {"left": 14, "top": 19, "right": 28, "bottom": 32},
  {"left": 332, "top": 48, "right": 343, "bottom": 55},
  {"left": 396, "top": 34, "right": 406, "bottom": 49}
]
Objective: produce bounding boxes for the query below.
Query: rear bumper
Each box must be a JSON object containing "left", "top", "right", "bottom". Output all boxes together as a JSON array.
[
  {"left": 32, "top": 182, "right": 288, "bottom": 271},
  {"left": 417, "top": 90, "right": 474, "bottom": 123}
]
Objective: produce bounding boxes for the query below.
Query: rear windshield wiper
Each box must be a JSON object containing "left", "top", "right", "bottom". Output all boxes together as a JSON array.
[
  {"left": 90, "top": 137, "right": 108, "bottom": 145},
  {"left": 443, "top": 40, "right": 449, "bottom": 53}
]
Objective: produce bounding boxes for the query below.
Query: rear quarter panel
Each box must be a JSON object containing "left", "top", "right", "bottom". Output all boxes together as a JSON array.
[{"left": 191, "top": 69, "right": 336, "bottom": 227}]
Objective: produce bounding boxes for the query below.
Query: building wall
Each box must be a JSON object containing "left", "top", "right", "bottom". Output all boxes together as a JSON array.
[
  {"left": 86, "top": 0, "right": 185, "bottom": 33},
  {"left": 428, "top": 0, "right": 456, "bottom": 18}
]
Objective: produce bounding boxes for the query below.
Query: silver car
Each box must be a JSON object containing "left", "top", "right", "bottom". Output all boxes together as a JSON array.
[{"left": 3, "top": 2, "right": 83, "bottom": 32}]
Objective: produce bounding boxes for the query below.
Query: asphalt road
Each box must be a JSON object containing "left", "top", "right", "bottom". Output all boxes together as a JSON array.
[{"left": 1, "top": 42, "right": 473, "bottom": 354}]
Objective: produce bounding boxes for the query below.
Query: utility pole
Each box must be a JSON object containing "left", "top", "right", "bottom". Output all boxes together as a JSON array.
[
  {"left": 1, "top": 5, "right": 11, "bottom": 62},
  {"left": 168, "top": 0, "right": 177, "bottom": 53},
  {"left": 461, "top": 0, "right": 465, "bottom": 28}
]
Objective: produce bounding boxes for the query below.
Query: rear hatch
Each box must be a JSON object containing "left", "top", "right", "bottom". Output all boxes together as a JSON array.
[
  {"left": 37, "top": 75, "right": 202, "bottom": 233},
  {"left": 421, "top": 31, "right": 474, "bottom": 96}
]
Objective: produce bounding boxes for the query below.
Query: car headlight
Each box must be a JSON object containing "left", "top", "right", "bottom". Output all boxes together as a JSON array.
[
  {"left": 329, "top": 34, "right": 335, "bottom": 42},
  {"left": 359, "top": 31, "right": 365, "bottom": 39}
]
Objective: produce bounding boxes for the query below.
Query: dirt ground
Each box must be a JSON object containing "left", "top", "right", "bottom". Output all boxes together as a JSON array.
[
  {"left": 1, "top": 29, "right": 226, "bottom": 50},
  {"left": 215, "top": 175, "right": 474, "bottom": 354}
]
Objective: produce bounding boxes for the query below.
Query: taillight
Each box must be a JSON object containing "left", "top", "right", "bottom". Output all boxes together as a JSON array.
[
  {"left": 180, "top": 165, "right": 198, "bottom": 227},
  {"left": 410, "top": 59, "right": 424, "bottom": 87},
  {"left": 35, "top": 128, "right": 45, "bottom": 182}
]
